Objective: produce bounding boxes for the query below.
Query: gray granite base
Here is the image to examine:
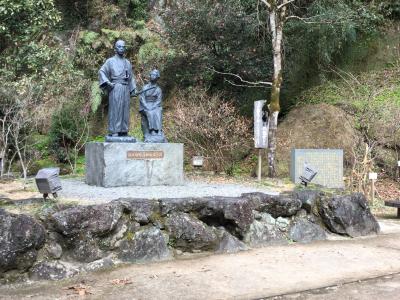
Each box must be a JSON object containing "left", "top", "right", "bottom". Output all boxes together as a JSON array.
[
  {"left": 105, "top": 136, "right": 137, "bottom": 143},
  {"left": 85, "top": 142, "right": 184, "bottom": 187}
]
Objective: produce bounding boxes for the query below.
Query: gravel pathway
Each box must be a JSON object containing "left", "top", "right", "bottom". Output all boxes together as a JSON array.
[{"left": 59, "top": 178, "right": 279, "bottom": 203}]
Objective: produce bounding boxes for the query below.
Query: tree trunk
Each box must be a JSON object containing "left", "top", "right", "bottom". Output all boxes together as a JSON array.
[
  {"left": 266, "top": 3, "right": 285, "bottom": 177},
  {"left": 267, "top": 111, "right": 279, "bottom": 177},
  {"left": 15, "top": 138, "right": 28, "bottom": 186}
]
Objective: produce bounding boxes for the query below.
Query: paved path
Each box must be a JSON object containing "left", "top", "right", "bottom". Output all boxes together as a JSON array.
[
  {"left": 58, "top": 178, "right": 279, "bottom": 203},
  {"left": 271, "top": 273, "right": 400, "bottom": 299},
  {"left": 2, "top": 220, "right": 400, "bottom": 300}
]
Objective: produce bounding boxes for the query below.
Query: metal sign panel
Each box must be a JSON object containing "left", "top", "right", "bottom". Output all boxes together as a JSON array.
[
  {"left": 290, "top": 149, "right": 344, "bottom": 188},
  {"left": 254, "top": 100, "right": 268, "bottom": 149},
  {"left": 127, "top": 151, "right": 164, "bottom": 160}
]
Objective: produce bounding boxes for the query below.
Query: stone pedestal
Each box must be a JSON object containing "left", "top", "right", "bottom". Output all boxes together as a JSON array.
[{"left": 85, "top": 142, "right": 184, "bottom": 187}]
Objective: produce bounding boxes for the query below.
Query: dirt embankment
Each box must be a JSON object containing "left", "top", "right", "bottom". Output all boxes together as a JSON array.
[{"left": 276, "top": 103, "right": 361, "bottom": 176}]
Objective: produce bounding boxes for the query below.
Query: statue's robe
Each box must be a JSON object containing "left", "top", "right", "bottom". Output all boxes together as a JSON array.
[
  {"left": 99, "top": 55, "right": 136, "bottom": 134},
  {"left": 139, "top": 83, "right": 162, "bottom": 134}
]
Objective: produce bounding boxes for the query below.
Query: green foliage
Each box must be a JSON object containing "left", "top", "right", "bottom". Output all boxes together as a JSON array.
[
  {"left": 119, "top": 0, "right": 148, "bottom": 21},
  {"left": 75, "top": 156, "right": 85, "bottom": 175},
  {"left": 29, "top": 158, "right": 56, "bottom": 176},
  {"left": 282, "top": 0, "right": 384, "bottom": 107},
  {"left": 378, "top": 0, "right": 400, "bottom": 19},
  {"left": 299, "top": 67, "right": 400, "bottom": 108},
  {"left": 164, "top": 0, "right": 385, "bottom": 111},
  {"left": 128, "top": 113, "right": 144, "bottom": 141},
  {"left": 298, "top": 66, "right": 400, "bottom": 155},
  {"left": 137, "top": 39, "right": 175, "bottom": 67},
  {"left": 31, "top": 134, "right": 51, "bottom": 157},
  {"left": 76, "top": 28, "right": 141, "bottom": 76},
  {"left": 164, "top": 0, "right": 272, "bottom": 89},
  {"left": 375, "top": 85, "right": 400, "bottom": 105},
  {"left": 81, "top": 31, "right": 100, "bottom": 45},
  {"left": 49, "top": 101, "right": 89, "bottom": 163},
  {"left": 75, "top": 26, "right": 171, "bottom": 79},
  {"left": 90, "top": 81, "right": 102, "bottom": 113},
  {"left": 90, "top": 135, "right": 105, "bottom": 142},
  {"left": 0, "top": 0, "right": 60, "bottom": 48}
]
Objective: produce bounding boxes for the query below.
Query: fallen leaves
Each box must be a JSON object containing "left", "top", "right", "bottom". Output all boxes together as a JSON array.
[
  {"left": 376, "top": 177, "right": 400, "bottom": 200},
  {"left": 110, "top": 278, "right": 133, "bottom": 286},
  {"left": 64, "top": 284, "right": 93, "bottom": 296}
]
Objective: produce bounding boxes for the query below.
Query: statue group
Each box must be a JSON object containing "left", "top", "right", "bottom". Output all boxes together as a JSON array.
[{"left": 99, "top": 40, "right": 167, "bottom": 143}]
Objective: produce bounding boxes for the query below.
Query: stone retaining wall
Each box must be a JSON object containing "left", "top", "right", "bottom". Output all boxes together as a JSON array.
[{"left": 0, "top": 190, "right": 380, "bottom": 283}]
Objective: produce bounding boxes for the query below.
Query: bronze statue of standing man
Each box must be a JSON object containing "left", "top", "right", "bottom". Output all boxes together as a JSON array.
[{"left": 99, "top": 40, "right": 136, "bottom": 141}]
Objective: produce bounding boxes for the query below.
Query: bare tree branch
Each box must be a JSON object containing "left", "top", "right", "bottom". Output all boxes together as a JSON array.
[
  {"left": 207, "top": 67, "right": 272, "bottom": 86},
  {"left": 277, "top": 0, "right": 295, "bottom": 10},
  {"left": 285, "top": 15, "right": 344, "bottom": 24},
  {"left": 260, "top": 0, "right": 271, "bottom": 9},
  {"left": 224, "top": 79, "right": 271, "bottom": 88}
]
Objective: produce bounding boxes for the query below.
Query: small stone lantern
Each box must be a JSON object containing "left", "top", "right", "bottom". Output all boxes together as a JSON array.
[{"left": 35, "top": 168, "right": 62, "bottom": 199}]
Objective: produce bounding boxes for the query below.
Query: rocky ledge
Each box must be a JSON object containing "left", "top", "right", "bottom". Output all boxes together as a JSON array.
[{"left": 0, "top": 190, "right": 379, "bottom": 283}]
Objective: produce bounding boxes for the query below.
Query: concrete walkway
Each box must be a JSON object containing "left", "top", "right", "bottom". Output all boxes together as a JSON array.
[{"left": 2, "top": 220, "right": 400, "bottom": 300}]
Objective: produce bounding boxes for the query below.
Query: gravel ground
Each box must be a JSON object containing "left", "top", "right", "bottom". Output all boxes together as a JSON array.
[{"left": 58, "top": 178, "right": 279, "bottom": 203}]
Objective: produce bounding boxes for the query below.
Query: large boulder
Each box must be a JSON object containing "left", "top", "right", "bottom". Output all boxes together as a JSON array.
[
  {"left": 29, "top": 261, "right": 78, "bottom": 281},
  {"left": 256, "top": 195, "right": 302, "bottom": 218},
  {"left": 49, "top": 203, "right": 123, "bottom": 263},
  {"left": 68, "top": 237, "right": 104, "bottom": 263},
  {"left": 243, "top": 192, "right": 302, "bottom": 218},
  {"left": 113, "top": 198, "right": 159, "bottom": 224},
  {"left": 275, "top": 103, "right": 361, "bottom": 176},
  {"left": 160, "top": 197, "right": 209, "bottom": 216},
  {"left": 0, "top": 209, "right": 46, "bottom": 272},
  {"left": 289, "top": 219, "right": 326, "bottom": 243},
  {"left": 216, "top": 230, "right": 249, "bottom": 254},
  {"left": 197, "top": 197, "right": 255, "bottom": 237},
  {"left": 319, "top": 193, "right": 380, "bottom": 237},
  {"left": 118, "top": 227, "right": 170, "bottom": 262},
  {"left": 243, "top": 213, "right": 288, "bottom": 247},
  {"left": 161, "top": 196, "right": 256, "bottom": 237},
  {"left": 50, "top": 203, "right": 123, "bottom": 236},
  {"left": 165, "top": 212, "right": 218, "bottom": 251},
  {"left": 293, "top": 189, "right": 324, "bottom": 214}
]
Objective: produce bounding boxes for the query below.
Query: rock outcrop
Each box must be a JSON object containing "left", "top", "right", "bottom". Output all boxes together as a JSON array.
[
  {"left": 319, "top": 193, "right": 380, "bottom": 237},
  {"left": 165, "top": 212, "right": 218, "bottom": 251},
  {"left": 0, "top": 209, "right": 46, "bottom": 273},
  {"left": 118, "top": 227, "right": 170, "bottom": 262},
  {"left": 0, "top": 190, "right": 382, "bottom": 283},
  {"left": 50, "top": 203, "right": 123, "bottom": 236},
  {"left": 289, "top": 219, "right": 327, "bottom": 243},
  {"left": 244, "top": 213, "right": 288, "bottom": 247}
]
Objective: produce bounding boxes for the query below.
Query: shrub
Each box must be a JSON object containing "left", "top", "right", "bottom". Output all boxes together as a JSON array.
[
  {"left": 49, "top": 101, "right": 90, "bottom": 173},
  {"left": 165, "top": 88, "right": 252, "bottom": 172}
]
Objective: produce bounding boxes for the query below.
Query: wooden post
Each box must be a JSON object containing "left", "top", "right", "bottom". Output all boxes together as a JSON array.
[
  {"left": 397, "top": 161, "right": 400, "bottom": 181},
  {"left": 258, "top": 149, "right": 262, "bottom": 181},
  {"left": 369, "top": 172, "right": 377, "bottom": 203},
  {"left": 371, "top": 179, "right": 375, "bottom": 203}
]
